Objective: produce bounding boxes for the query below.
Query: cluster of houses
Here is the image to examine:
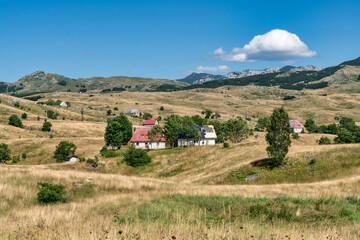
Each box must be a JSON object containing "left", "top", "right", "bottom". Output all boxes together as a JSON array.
[
  {"left": 125, "top": 107, "right": 305, "bottom": 150},
  {"left": 130, "top": 119, "right": 218, "bottom": 150}
]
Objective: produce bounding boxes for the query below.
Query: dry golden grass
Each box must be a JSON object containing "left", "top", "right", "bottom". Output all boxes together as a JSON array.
[{"left": 2, "top": 85, "right": 360, "bottom": 239}]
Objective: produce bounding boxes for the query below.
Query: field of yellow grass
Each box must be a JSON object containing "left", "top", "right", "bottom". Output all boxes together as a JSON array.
[{"left": 1, "top": 89, "right": 360, "bottom": 239}]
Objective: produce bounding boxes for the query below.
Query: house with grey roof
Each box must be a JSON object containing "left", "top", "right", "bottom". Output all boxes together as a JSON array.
[{"left": 178, "top": 125, "right": 217, "bottom": 147}]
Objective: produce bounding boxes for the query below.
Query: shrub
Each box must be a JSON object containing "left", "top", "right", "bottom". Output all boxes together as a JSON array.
[
  {"left": 14, "top": 102, "right": 20, "bottom": 108},
  {"left": 12, "top": 156, "right": 20, "bottom": 164},
  {"left": 21, "top": 153, "right": 27, "bottom": 159},
  {"left": 292, "top": 132, "right": 300, "bottom": 139},
  {"left": 8, "top": 115, "right": 23, "bottom": 128},
  {"left": 86, "top": 156, "right": 99, "bottom": 168},
  {"left": 143, "top": 112, "right": 153, "bottom": 120},
  {"left": 21, "top": 113, "right": 27, "bottom": 119},
  {"left": 100, "top": 145, "right": 116, "bottom": 158},
  {"left": 37, "top": 182, "right": 66, "bottom": 204},
  {"left": 0, "top": 143, "right": 11, "bottom": 163},
  {"left": 318, "top": 136, "right": 331, "bottom": 145},
  {"left": 283, "top": 96, "right": 296, "bottom": 100},
  {"left": 41, "top": 120, "right": 52, "bottom": 132},
  {"left": 159, "top": 106, "right": 165, "bottom": 111},
  {"left": 54, "top": 141, "right": 77, "bottom": 162},
  {"left": 123, "top": 145, "right": 151, "bottom": 167},
  {"left": 309, "top": 157, "right": 317, "bottom": 165},
  {"left": 223, "top": 142, "right": 230, "bottom": 148},
  {"left": 47, "top": 110, "right": 58, "bottom": 120}
]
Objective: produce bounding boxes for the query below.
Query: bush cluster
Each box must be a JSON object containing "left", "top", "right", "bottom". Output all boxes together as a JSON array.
[
  {"left": 123, "top": 146, "right": 151, "bottom": 167},
  {"left": 37, "top": 182, "right": 66, "bottom": 204}
]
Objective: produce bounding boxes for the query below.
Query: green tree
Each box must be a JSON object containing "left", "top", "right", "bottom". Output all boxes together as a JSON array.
[
  {"left": 265, "top": 107, "right": 291, "bottom": 167},
  {"left": 255, "top": 117, "right": 270, "bottom": 132},
  {"left": 191, "top": 115, "right": 206, "bottom": 125},
  {"left": 203, "top": 109, "right": 213, "bottom": 119},
  {"left": 8, "top": 114, "right": 23, "bottom": 128},
  {"left": 224, "top": 119, "right": 249, "bottom": 143},
  {"left": 147, "top": 125, "right": 164, "bottom": 143},
  {"left": 164, "top": 114, "right": 184, "bottom": 147},
  {"left": 334, "top": 128, "right": 356, "bottom": 144},
  {"left": 104, "top": 115, "right": 133, "bottom": 149},
  {"left": 304, "top": 119, "right": 317, "bottom": 133},
  {"left": 143, "top": 112, "right": 153, "bottom": 120},
  {"left": 41, "top": 120, "right": 52, "bottom": 132},
  {"left": 339, "top": 117, "right": 356, "bottom": 130},
  {"left": 47, "top": 109, "right": 58, "bottom": 119},
  {"left": 21, "top": 113, "right": 27, "bottom": 119},
  {"left": 0, "top": 143, "right": 11, "bottom": 163},
  {"left": 123, "top": 145, "right": 151, "bottom": 167},
  {"left": 54, "top": 141, "right": 77, "bottom": 162},
  {"left": 179, "top": 125, "right": 201, "bottom": 144}
]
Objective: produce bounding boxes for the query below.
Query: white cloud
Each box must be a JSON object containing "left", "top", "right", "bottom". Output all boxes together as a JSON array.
[
  {"left": 213, "top": 47, "right": 225, "bottom": 55},
  {"left": 195, "top": 65, "right": 231, "bottom": 73},
  {"left": 214, "top": 29, "right": 316, "bottom": 62}
]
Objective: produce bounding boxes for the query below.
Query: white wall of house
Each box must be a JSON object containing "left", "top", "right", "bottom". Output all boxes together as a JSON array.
[
  {"left": 293, "top": 128, "right": 304, "bottom": 133},
  {"left": 178, "top": 138, "right": 216, "bottom": 147},
  {"left": 132, "top": 141, "right": 166, "bottom": 150}
]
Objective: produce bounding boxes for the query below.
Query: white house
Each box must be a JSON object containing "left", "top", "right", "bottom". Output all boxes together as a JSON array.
[
  {"left": 130, "top": 127, "right": 166, "bottom": 150},
  {"left": 178, "top": 125, "right": 217, "bottom": 147},
  {"left": 289, "top": 120, "right": 305, "bottom": 133},
  {"left": 143, "top": 119, "right": 158, "bottom": 127}
]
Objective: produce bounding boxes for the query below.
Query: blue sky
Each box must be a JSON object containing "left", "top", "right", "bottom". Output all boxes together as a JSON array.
[{"left": 1, "top": 0, "right": 360, "bottom": 82}]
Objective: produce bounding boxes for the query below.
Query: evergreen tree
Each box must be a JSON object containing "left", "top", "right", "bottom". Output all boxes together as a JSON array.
[
  {"left": 265, "top": 107, "right": 291, "bottom": 167},
  {"left": 0, "top": 143, "right": 11, "bottom": 163},
  {"left": 41, "top": 120, "right": 52, "bottom": 132},
  {"left": 104, "top": 115, "right": 133, "bottom": 149}
]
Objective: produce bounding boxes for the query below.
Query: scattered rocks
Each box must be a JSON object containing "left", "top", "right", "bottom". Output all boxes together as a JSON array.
[{"left": 245, "top": 174, "right": 259, "bottom": 181}]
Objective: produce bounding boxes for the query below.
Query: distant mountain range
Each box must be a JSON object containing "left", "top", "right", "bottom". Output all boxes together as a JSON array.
[
  {"left": 172, "top": 57, "right": 360, "bottom": 92},
  {"left": 0, "top": 57, "right": 359, "bottom": 96},
  {"left": 177, "top": 65, "right": 323, "bottom": 85}
]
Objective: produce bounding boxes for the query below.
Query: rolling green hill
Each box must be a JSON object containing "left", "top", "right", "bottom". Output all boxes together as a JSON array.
[{"left": 2, "top": 71, "right": 188, "bottom": 96}]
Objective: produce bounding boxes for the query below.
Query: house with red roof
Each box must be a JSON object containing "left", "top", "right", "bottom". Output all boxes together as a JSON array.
[
  {"left": 289, "top": 120, "right": 305, "bottom": 133},
  {"left": 130, "top": 127, "right": 166, "bottom": 150},
  {"left": 143, "top": 119, "right": 158, "bottom": 127}
]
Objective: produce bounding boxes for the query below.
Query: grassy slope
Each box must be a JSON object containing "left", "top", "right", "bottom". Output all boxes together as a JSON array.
[
  {"left": 9, "top": 71, "right": 188, "bottom": 94},
  {"left": 2, "top": 81, "right": 360, "bottom": 238}
]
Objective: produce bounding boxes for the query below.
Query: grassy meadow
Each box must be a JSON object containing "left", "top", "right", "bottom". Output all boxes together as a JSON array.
[{"left": 1, "top": 86, "right": 360, "bottom": 239}]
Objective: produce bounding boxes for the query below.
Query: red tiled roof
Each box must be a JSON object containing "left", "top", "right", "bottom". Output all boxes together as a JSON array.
[
  {"left": 130, "top": 127, "right": 165, "bottom": 142},
  {"left": 143, "top": 120, "right": 157, "bottom": 125},
  {"left": 289, "top": 120, "right": 304, "bottom": 129}
]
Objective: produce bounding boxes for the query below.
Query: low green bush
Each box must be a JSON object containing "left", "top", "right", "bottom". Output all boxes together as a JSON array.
[
  {"left": 8, "top": 115, "right": 23, "bottom": 128},
  {"left": 318, "top": 136, "right": 331, "bottom": 145},
  {"left": 123, "top": 145, "right": 151, "bottom": 167},
  {"left": 37, "top": 182, "right": 66, "bottom": 204},
  {"left": 100, "top": 145, "right": 116, "bottom": 158}
]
